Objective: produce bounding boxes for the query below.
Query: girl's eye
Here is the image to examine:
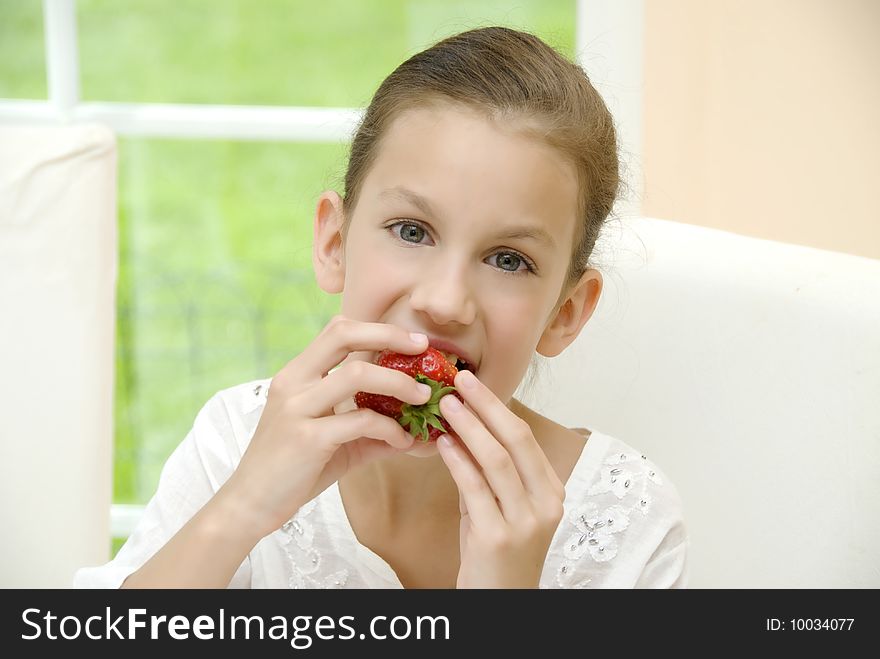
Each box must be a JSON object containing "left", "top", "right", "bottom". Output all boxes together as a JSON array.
[
  {"left": 491, "top": 252, "right": 528, "bottom": 273},
  {"left": 393, "top": 222, "right": 428, "bottom": 244},
  {"left": 387, "top": 221, "right": 535, "bottom": 275}
]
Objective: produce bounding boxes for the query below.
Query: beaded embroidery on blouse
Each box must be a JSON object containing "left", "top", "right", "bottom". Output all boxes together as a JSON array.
[
  {"left": 553, "top": 450, "right": 665, "bottom": 588},
  {"left": 282, "top": 500, "right": 350, "bottom": 589},
  {"left": 250, "top": 381, "right": 350, "bottom": 588}
]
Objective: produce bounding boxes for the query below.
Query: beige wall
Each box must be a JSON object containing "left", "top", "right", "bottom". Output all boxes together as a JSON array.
[{"left": 642, "top": 0, "right": 880, "bottom": 260}]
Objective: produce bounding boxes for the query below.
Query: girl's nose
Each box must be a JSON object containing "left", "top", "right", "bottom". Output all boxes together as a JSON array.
[{"left": 409, "top": 260, "right": 476, "bottom": 326}]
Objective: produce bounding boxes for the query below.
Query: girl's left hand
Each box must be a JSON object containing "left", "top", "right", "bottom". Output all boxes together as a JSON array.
[{"left": 438, "top": 369, "right": 566, "bottom": 589}]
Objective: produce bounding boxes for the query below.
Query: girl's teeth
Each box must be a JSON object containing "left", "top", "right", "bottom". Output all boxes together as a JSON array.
[{"left": 439, "top": 351, "right": 458, "bottom": 365}]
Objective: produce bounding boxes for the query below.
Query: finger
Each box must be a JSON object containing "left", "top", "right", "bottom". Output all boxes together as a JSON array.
[
  {"left": 306, "top": 407, "right": 415, "bottom": 450},
  {"left": 437, "top": 434, "right": 505, "bottom": 531},
  {"left": 346, "top": 435, "right": 413, "bottom": 468},
  {"left": 543, "top": 460, "right": 566, "bottom": 504},
  {"left": 289, "top": 316, "right": 428, "bottom": 381},
  {"left": 453, "top": 369, "right": 558, "bottom": 499},
  {"left": 439, "top": 393, "right": 532, "bottom": 521},
  {"left": 302, "top": 360, "right": 432, "bottom": 417}
]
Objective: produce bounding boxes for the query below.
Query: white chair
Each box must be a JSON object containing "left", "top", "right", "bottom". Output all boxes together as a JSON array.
[
  {"left": 0, "top": 123, "right": 117, "bottom": 587},
  {"left": 519, "top": 217, "right": 880, "bottom": 587}
]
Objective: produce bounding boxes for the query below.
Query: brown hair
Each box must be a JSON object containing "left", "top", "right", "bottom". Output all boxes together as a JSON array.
[{"left": 342, "top": 26, "right": 620, "bottom": 298}]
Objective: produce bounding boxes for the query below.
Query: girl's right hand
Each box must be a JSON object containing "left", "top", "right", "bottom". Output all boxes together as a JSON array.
[{"left": 220, "top": 315, "right": 431, "bottom": 541}]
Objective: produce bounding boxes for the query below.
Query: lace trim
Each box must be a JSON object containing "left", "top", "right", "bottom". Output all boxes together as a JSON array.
[
  {"left": 282, "top": 500, "right": 350, "bottom": 589},
  {"left": 555, "top": 450, "right": 664, "bottom": 588}
]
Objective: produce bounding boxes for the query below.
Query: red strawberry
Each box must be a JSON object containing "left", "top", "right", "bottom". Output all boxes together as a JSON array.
[{"left": 354, "top": 347, "right": 463, "bottom": 442}]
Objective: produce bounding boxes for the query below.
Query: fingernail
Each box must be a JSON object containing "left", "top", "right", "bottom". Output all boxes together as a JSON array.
[
  {"left": 458, "top": 368, "right": 477, "bottom": 390},
  {"left": 416, "top": 383, "right": 432, "bottom": 398},
  {"left": 410, "top": 332, "right": 428, "bottom": 346},
  {"left": 442, "top": 395, "right": 462, "bottom": 413},
  {"left": 438, "top": 434, "right": 455, "bottom": 448}
]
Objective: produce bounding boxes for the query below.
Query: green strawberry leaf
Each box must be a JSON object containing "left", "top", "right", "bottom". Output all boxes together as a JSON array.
[{"left": 399, "top": 374, "right": 458, "bottom": 442}]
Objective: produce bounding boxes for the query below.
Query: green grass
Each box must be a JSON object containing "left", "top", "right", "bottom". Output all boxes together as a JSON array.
[
  {"left": 0, "top": 1, "right": 575, "bottom": 545},
  {"left": 0, "top": 1, "right": 46, "bottom": 98},
  {"left": 113, "top": 138, "right": 345, "bottom": 503},
  {"left": 74, "top": 0, "right": 574, "bottom": 106}
]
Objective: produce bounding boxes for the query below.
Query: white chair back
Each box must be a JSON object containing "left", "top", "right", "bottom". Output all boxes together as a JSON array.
[{"left": 519, "top": 217, "right": 880, "bottom": 587}]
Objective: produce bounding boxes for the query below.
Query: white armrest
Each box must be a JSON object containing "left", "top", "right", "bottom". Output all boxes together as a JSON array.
[{"left": 0, "top": 123, "right": 117, "bottom": 587}]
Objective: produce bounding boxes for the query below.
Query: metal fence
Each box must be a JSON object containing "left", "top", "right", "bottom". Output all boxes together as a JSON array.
[{"left": 114, "top": 266, "right": 336, "bottom": 506}]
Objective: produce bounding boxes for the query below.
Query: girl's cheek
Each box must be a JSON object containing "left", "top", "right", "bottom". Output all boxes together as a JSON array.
[
  {"left": 352, "top": 249, "right": 411, "bottom": 304},
  {"left": 484, "top": 295, "right": 545, "bottom": 360},
  {"left": 354, "top": 238, "right": 401, "bottom": 277},
  {"left": 489, "top": 291, "right": 536, "bottom": 320}
]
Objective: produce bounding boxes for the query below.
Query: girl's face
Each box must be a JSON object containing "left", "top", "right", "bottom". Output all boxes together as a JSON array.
[{"left": 316, "top": 104, "right": 599, "bottom": 456}]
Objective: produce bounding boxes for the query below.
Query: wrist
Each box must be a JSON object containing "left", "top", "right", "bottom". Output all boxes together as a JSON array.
[{"left": 202, "top": 481, "right": 275, "bottom": 550}]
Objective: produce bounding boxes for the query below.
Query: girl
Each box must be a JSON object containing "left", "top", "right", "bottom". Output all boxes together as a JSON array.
[{"left": 76, "top": 26, "right": 688, "bottom": 589}]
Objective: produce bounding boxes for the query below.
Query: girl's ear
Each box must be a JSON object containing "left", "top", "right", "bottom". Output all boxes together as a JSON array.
[
  {"left": 312, "top": 190, "right": 347, "bottom": 294},
  {"left": 536, "top": 269, "right": 603, "bottom": 358}
]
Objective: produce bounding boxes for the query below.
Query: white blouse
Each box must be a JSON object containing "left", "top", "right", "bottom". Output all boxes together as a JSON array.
[{"left": 74, "top": 379, "right": 690, "bottom": 589}]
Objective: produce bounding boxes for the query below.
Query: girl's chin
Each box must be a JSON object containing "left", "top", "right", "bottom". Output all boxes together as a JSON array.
[{"left": 403, "top": 440, "right": 441, "bottom": 458}]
